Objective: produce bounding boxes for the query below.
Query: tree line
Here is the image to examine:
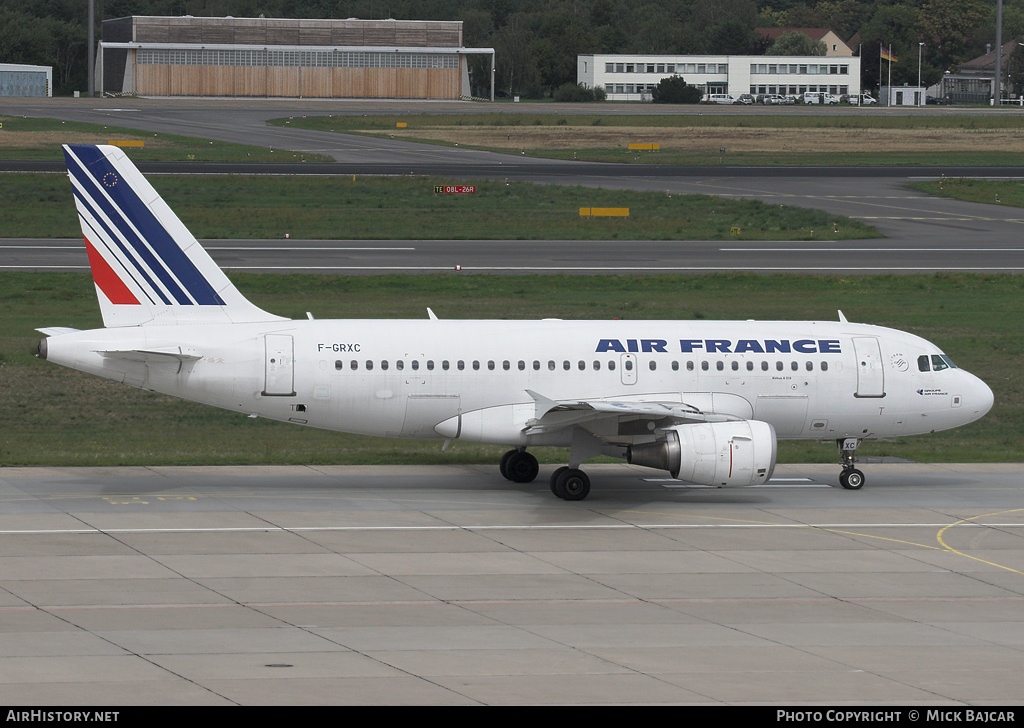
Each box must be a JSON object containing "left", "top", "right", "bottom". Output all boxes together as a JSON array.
[{"left": 2, "top": 0, "right": 1021, "bottom": 97}]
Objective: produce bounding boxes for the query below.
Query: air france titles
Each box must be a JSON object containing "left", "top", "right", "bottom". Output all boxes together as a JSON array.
[{"left": 595, "top": 339, "right": 843, "bottom": 354}]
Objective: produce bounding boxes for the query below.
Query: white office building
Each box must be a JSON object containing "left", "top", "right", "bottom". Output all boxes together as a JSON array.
[{"left": 578, "top": 54, "right": 861, "bottom": 101}]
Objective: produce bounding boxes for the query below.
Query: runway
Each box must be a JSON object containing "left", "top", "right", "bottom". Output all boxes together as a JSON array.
[
  {"left": 1, "top": 463, "right": 1022, "bottom": 705},
  {"left": 5, "top": 98, "right": 1024, "bottom": 274},
  {"left": 6, "top": 237, "right": 1024, "bottom": 274}
]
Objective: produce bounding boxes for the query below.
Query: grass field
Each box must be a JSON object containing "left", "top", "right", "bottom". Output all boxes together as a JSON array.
[
  {"left": 0, "top": 114, "right": 329, "bottom": 162},
  {"left": 0, "top": 173, "right": 879, "bottom": 241},
  {"left": 3, "top": 272, "right": 1020, "bottom": 467},
  {"left": 272, "top": 112, "right": 1024, "bottom": 166},
  {"left": 908, "top": 178, "right": 1024, "bottom": 208}
]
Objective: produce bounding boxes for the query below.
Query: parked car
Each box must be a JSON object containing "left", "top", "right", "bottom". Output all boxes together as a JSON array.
[
  {"left": 735, "top": 94, "right": 755, "bottom": 105},
  {"left": 782, "top": 94, "right": 799, "bottom": 104},
  {"left": 701, "top": 93, "right": 736, "bottom": 104},
  {"left": 847, "top": 93, "right": 878, "bottom": 105},
  {"left": 758, "top": 93, "right": 786, "bottom": 105},
  {"left": 926, "top": 96, "right": 947, "bottom": 105},
  {"left": 803, "top": 91, "right": 839, "bottom": 105}
]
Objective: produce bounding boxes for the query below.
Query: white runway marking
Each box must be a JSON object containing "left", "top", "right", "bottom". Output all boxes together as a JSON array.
[{"left": 0, "top": 522, "right": 1018, "bottom": 535}]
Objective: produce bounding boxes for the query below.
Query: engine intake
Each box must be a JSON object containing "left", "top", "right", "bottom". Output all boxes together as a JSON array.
[{"left": 627, "top": 420, "right": 777, "bottom": 487}]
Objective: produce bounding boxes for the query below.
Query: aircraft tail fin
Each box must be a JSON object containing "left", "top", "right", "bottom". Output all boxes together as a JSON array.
[{"left": 63, "top": 144, "right": 285, "bottom": 328}]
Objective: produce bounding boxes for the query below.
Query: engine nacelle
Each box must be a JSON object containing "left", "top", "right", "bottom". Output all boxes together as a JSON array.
[{"left": 627, "top": 421, "right": 777, "bottom": 487}]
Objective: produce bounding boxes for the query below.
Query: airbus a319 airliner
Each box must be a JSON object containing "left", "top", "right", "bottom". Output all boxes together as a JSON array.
[{"left": 37, "top": 145, "right": 994, "bottom": 500}]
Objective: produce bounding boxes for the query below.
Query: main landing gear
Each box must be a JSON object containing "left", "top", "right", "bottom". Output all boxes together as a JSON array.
[
  {"left": 548, "top": 466, "right": 591, "bottom": 501},
  {"left": 837, "top": 438, "right": 865, "bottom": 490},
  {"left": 498, "top": 449, "right": 592, "bottom": 501},
  {"left": 499, "top": 448, "right": 539, "bottom": 483}
]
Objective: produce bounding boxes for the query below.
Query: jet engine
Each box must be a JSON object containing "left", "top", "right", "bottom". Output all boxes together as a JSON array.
[{"left": 626, "top": 420, "right": 777, "bottom": 487}]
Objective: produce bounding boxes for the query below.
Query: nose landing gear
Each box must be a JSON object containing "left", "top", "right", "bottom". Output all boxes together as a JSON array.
[{"left": 838, "top": 438, "right": 865, "bottom": 490}]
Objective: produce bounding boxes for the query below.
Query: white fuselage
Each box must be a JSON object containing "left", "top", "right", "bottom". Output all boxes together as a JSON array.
[{"left": 41, "top": 317, "right": 993, "bottom": 448}]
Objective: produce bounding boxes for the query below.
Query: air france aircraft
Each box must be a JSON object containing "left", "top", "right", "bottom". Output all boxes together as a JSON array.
[{"left": 37, "top": 145, "right": 994, "bottom": 500}]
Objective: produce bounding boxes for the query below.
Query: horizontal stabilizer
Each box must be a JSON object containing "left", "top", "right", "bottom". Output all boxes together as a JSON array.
[
  {"left": 36, "top": 327, "right": 81, "bottom": 337},
  {"left": 97, "top": 347, "right": 202, "bottom": 364}
]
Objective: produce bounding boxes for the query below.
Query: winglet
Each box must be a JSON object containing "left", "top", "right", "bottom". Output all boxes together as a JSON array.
[{"left": 526, "top": 389, "right": 560, "bottom": 417}]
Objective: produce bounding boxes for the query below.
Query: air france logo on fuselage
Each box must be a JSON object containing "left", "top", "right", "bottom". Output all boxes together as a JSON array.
[{"left": 595, "top": 338, "right": 843, "bottom": 354}]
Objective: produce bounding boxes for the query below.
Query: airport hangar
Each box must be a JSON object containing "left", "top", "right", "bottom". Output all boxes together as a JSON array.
[{"left": 98, "top": 15, "right": 495, "bottom": 101}]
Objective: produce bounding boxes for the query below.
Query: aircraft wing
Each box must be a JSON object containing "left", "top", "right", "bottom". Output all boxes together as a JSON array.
[{"left": 522, "top": 390, "right": 738, "bottom": 436}]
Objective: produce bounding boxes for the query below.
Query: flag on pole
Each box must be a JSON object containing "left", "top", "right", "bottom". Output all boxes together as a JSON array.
[{"left": 881, "top": 48, "right": 898, "bottom": 62}]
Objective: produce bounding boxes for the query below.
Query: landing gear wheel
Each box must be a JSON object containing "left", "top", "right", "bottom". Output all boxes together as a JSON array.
[
  {"left": 505, "top": 450, "right": 539, "bottom": 483},
  {"left": 553, "top": 468, "right": 591, "bottom": 501},
  {"left": 840, "top": 468, "right": 865, "bottom": 490},
  {"left": 499, "top": 449, "right": 516, "bottom": 481},
  {"left": 549, "top": 467, "right": 568, "bottom": 496}
]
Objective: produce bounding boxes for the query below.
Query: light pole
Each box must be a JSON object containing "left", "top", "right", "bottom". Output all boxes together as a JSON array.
[{"left": 918, "top": 42, "right": 924, "bottom": 105}]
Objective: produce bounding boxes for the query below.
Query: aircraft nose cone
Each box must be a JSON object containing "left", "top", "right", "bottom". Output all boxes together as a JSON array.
[
  {"left": 977, "top": 377, "right": 995, "bottom": 417},
  {"left": 962, "top": 371, "right": 994, "bottom": 423}
]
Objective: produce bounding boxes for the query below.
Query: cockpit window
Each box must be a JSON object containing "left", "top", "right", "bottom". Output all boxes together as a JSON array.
[{"left": 921, "top": 354, "right": 957, "bottom": 372}]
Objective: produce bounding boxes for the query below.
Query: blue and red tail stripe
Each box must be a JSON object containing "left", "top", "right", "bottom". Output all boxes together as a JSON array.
[
  {"left": 64, "top": 145, "right": 225, "bottom": 307},
  {"left": 83, "top": 237, "right": 140, "bottom": 305}
]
